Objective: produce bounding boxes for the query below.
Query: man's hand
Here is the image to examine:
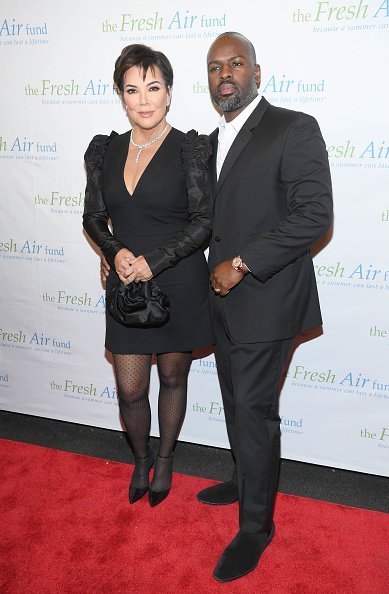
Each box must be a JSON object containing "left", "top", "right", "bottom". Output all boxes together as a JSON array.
[{"left": 210, "top": 259, "right": 246, "bottom": 296}]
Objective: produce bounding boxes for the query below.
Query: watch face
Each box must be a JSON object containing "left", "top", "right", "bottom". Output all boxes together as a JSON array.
[{"left": 232, "top": 257, "right": 243, "bottom": 270}]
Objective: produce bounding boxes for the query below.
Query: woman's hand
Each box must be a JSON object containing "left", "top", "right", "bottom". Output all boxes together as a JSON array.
[
  {"left": 114, "top": 248, "right": 135, "bottom": 284},
  {"left": 100, "top": 253, "right": 110, "bottom": 287},
  {"left": 124, "top": 255, "right": 153, "bottom": 284}
]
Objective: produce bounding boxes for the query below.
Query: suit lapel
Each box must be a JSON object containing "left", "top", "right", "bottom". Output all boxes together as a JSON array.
[{"left": 215, "top": 98, "right": 270, "bottom": 196}]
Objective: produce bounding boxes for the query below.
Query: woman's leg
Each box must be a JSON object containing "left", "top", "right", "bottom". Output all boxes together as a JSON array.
[
  {"left": 113, "top": 353, "right": 153, "bottom": 500},
  {"left": 150, "top": 351, "right": 192, "bottom": 494}
]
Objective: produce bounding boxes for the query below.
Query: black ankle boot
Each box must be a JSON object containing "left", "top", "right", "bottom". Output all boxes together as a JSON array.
[
  {"left": 148, "top": 454, "right": 173, "bottom": 507},
  {"left": 213, "top": 523, "right": 275, "bottom": 582},
  {"left": 129, "top": 447, "right": 155, "bottom": 504}
]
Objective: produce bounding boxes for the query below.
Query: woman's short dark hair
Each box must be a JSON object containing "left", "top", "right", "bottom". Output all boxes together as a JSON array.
[{"left": 114, "top": 44, "right": 173, "bottom": 94}]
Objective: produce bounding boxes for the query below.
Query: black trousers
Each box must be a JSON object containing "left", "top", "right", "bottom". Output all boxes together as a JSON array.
[{"left": 213, "top": 298, "right": 294, "bottom": 533}]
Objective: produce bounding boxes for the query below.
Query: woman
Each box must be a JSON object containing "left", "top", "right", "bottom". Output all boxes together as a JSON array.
[{"left": 83, "top": 44, "right": 213, "bottom": 507}]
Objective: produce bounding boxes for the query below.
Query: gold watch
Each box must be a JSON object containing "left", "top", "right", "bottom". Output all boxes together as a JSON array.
[{"left": 232, "top": 256, "right": 246, "bottom": 274}]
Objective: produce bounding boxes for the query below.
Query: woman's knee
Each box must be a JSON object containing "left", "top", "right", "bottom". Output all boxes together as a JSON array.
[
  {"left": 158, "top": 371, "right": 184, "bottom": 391},
  {"left": 117, "top": 382, "right": 149, "bottom": 404},
  {"left": 157, "top": 353, "right": 191, "bottom": 390}
]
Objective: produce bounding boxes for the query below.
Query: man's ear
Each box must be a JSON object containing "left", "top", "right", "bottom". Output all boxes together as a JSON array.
[{"left": 255, "top": 64, "right": 261, "bottom": 89}]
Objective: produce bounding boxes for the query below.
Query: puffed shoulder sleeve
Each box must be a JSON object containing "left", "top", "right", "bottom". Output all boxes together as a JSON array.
[
  {"left": 84, "top": 133, "right": 112, "bottom": 214},
  {"left": 144, "top": 130, "right": 213, "bottom": 276},
  {"left": 83, "top": 131, "right": 126, "bottom": 267},
  {"left": 181, "top": 128, "right": 213, "bottom": 173}
]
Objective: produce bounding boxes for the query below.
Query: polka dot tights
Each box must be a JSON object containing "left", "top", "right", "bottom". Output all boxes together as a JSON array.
[{"left": 113, "top": 352, "right": 192, "bottom": 491}]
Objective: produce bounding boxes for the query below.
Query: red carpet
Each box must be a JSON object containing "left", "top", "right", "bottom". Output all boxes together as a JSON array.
[{"left": 0, "top": 439, "right": 388, "bottom": 594}]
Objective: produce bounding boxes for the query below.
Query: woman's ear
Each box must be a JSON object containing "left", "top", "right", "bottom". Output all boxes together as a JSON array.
[{"left": 166, "top": 85, "right": 172, "bottom": 106}]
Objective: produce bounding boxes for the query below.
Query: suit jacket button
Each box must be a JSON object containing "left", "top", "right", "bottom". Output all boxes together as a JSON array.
[{"left": 214, "top": 235, "right": 221, "bottom": 242}]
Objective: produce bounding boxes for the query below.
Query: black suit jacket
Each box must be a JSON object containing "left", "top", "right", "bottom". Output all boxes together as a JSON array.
[{"left": 208, "top": 97, "right": 333, "bottom": 343}]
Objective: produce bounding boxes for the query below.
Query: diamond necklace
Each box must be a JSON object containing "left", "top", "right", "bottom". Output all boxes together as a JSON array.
[{"left": 130, "top": 124, "right": 168, "bottom": 163}]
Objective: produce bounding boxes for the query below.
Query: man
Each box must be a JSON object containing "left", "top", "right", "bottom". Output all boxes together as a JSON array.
[{"left": 196, "top": 32, "right": 333, "bottom": 582}]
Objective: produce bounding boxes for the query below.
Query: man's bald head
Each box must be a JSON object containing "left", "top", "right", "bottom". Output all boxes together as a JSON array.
[{"left": 207, "top": 32, "right": 257, "bottom": 65}]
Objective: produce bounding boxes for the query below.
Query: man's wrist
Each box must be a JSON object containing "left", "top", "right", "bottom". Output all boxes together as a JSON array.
[{"left": 231, "top": 256, "right": 249, "bottom": 274}]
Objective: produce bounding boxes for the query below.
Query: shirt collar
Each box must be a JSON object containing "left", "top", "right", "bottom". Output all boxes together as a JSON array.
[{"left": 218, "top": 94, "right": 262, "bottom": 135}]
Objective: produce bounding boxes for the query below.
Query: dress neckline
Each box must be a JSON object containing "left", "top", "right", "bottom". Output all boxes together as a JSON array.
[{"left": 123, "top": 127, "right": 174, "bottom": 197}]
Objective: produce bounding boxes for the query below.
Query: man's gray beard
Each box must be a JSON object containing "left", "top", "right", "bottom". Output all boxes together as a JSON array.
[{"left": 215, "top": 88, "right": 258, "bottom": 113}]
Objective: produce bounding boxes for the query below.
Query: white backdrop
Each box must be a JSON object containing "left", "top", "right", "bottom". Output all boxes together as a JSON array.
[{"left": 1, "top": 0, "right": 388, "bottom": 476}]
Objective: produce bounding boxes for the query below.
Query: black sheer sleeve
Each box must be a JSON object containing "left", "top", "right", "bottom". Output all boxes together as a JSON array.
[
  {"left": 82, "top": 131, "right": 126, "bottom": 267},
  {"left": 144, "top": 129, "right": 212, "bottom": 276}
]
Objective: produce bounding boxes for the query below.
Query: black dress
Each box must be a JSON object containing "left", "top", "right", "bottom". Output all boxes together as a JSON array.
[{"left": 83, "top": 128, "right": 214, "bottom": 354}]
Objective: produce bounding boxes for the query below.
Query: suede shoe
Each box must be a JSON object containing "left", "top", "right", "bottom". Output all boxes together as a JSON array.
[
  {"left": 196, "top": 480, "right": 238, "bottom": 505},
  {"left": 129, "top": 447, "right": 155, "bottom": 504},
  {"left": 213, "top": 523, "right": 275, "bottom": 582}
]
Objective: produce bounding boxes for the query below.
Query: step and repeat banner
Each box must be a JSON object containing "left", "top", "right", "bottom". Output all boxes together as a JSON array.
[{"left": 0, "top": 1, "right": 388, "bottom": 476}]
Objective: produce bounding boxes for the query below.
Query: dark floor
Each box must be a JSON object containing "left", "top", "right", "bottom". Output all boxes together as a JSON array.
[{"left": 1, "top": 410, "right": 388, "bottom": 513}]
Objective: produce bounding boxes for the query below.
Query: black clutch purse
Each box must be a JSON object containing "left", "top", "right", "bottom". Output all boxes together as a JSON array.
[{"left": 106, "top": 279, "right": 170, "bottom": 328}]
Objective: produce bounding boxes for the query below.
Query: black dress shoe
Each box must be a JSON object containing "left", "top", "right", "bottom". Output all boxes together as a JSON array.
[
  {"left": 129, "top": 447, "right": 155, "bottom": 504},
  {"left": 196, "top": 480, "right": 238, "bottom": 505},
  {"left": 213, "top": 523, "right": 275, "bottom": 583}
]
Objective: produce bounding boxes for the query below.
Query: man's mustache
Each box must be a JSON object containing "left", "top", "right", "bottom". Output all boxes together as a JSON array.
[{"left": 216, "top": 82, "right": 238, "bottom": 94}]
